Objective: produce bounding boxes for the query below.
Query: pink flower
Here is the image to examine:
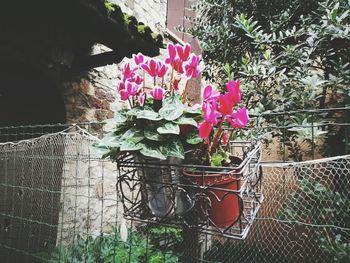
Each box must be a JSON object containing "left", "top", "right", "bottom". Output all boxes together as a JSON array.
[
  {"left": 184, "top": 54, "right": 201, "bottom": 78},
  {"left": 141, "top": 59, "right": 158, "bottom": 77},
  {"left": 218, "top": 92, "right": 236, "bottom": 115},
  {"left": 126, "top": 81, "right": 140, "bottom": 96},
  {"left": 133, "top": 53, "right": 144, "bottom": 65},
  {"left": 226, "top": 80, "right": 241, "bottom": 104},
  {"left": 120, "top": 89, "right": 129, "bottom": 101},
  {"left": 139, "top": 93, "right": 145, "bottom": 106},
  {"left": 150, "top": 86, "right": 165, "bottom": 101},
  {"left": 203, "top": 99, "right": 221, "bottom": 125},
  {"left": 176, "top": 43, "right": 191, "bottom": 61},
  {"left": 203, "top": 85, "right": 220, "bottom": 103},
  {"left": 157, "top": 61, "right": 168, "bottom": 78},
  {"left": 121, "top": 63, "right": 137, "bottom": 82},
  {"left": 226, "top": 107, "right": 249, "bottom": 128},
  {"left": 117, "top": 82, "right": 125, "bottom": 92},
  {"left": 172, "top": 58, "right": 184, "bottom": 74},
  {"left": 198, "top": 121, "right": 213, "bottom": 139},
  {"left": 165, "top": 43, "right": 176, "bottom": 64},
  {"left": 130, "top": 74, "right": 144, "bottom": 85}
]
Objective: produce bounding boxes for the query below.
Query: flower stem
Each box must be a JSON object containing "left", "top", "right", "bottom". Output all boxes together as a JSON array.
[
  {"left": 210, "top": 116, "right": 225, "bottom": 155},
  {"left": 181, "top": 80, "right": 189, "bottom": 102},
  {"left": 170, "top": 68, "right": 174, "bottom": 91}
]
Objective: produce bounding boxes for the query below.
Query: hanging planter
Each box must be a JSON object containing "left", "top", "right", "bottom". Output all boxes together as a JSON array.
[
  {"left": 134, "top": 155, "right": 194, "bottom": 217},
  {"left": 94, "top": 42, "right": 263, "bottom": 239}
]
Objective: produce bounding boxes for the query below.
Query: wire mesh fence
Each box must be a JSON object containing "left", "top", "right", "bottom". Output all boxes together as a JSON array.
[{"left": 0, "top": 107, "right": 349, "bottom": 262}]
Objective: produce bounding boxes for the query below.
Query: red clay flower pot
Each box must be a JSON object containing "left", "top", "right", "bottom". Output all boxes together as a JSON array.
[{"left": 183, "top": 157, "right": 243, "bottom": 228}]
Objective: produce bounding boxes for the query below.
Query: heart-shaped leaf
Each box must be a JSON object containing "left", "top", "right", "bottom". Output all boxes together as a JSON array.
[
  {"left": 137, "top": 109, "right": 162, "bottom": 121},
  {"left": 121, "top": 128, "right": 144, "bottom": 143},
  {"left": 160, "top": 139, "right": 185, "bottom": 159},
  {"left": 138, "top": 143, "right": 166, "bottom": 160},
  {"left": 186, "top": 131, "right": 202, "bottom": 144},
  {"left": 174, "top": 117, "right": 197, "bottom": 127},
  {"left": 144, "top": 129, "right": 165, "bottom": 141},
  {"left": 159, "top": 103, "right": 183, "bottom": 121},
  {"left": 157, "top": 122, "right": 180, "bottom": 135},
  {"left": 120, "top": 140, "right": 143, "bottom": 151}
]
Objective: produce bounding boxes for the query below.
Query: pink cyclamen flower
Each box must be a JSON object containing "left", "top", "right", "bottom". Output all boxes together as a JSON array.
[
  {"left": 125, "top": 81, "right": 140, "bottom": 96},
  {"left": 218, "top": 91, "right": 237, "bottom": 115},
  {"left": 157, "top": 61, "right": 168, "bottom": 78},
  {"left": 203, "top": 85, "right": 220, "bottom": 103},
  {"left": 121, "top": 63, "right": 137, "bottom": 82},
  {"left": 176, "top": 43, "right": 191, "bottom": 61},
  {"left": 226, "top": 107, "right": 249, "bottom": 128},
  {"left": 203, "top": 99, "right": 221, "bottom": 125},
  {"left": 139, "top": 93, "right": 145, "bottom": 106},
  {"left": 130, "top": 74, "right": 144, "bottom": 85},
  {"left": 141, "top": 59, "right": 158, "bottom": 77},
  {"left": 117, "top": 82, "right": 125, "bottom": 92},
  {"left": 133, "top": 53, "right": 144, "bottom": 65},
  {"left": 198, "top": 121, "right": 213, "bottom": 139},
  {"left": 119, "top": 89, "right": 129, "bottom": 101},
  {"left": 184, "top": 54, "right": 201, "bottom": 79},
  {"left": 226, "top": 79, "right": 242, "bottom": 104},
  {"left": 165, "top": 43, "right": 177, "bottom": 64},
  {"left": 150, "top": 86, "right": 165, "bottom": 101},
  {"left": 172, "top": 58, "right": 184, "bottom": 74}
]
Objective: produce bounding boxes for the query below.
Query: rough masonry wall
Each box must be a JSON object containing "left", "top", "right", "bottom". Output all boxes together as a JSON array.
[{"left": 62, "top": 0, "right": 168, "bottom": 124}]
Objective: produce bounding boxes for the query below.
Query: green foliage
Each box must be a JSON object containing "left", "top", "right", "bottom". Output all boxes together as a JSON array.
[
  {"left": 210, "top": 149, "right": 230, "bottom": 167},
  {"left": 94, "top": 95, "right": 200, "bottom": 161},
  {"left": 37, "top": 229, "right": 178, "bottom": 263},
  {"left": 190, "top": 0, "right": 350, "bottom": 159},
  {"left": 279, "top": 177, "right": 350, "bottom": 262}
]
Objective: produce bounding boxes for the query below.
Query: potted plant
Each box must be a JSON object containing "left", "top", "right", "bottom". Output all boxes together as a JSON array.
[
  {"left": 94, "top": 43, "right": 203, "bottom": 217},
  {"left": 95, "top": 43, "right": 252, "bottom": 226},
  {"left": 181, "top": 79, "right": 252, "bottom": 228}
]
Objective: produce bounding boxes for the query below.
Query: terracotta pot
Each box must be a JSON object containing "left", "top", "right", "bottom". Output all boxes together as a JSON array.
[{"left": 183, "top": 157, "right": 243, "bottom": 228}]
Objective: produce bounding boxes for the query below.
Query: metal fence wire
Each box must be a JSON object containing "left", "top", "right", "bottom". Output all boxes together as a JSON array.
[{"left": 0, "top": 108, "right": 349, "bottom": 263}]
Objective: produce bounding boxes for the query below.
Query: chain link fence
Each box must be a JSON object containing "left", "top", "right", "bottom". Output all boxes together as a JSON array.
[{"left": 0, "top": 112, "right": 349, "bottom": 262}]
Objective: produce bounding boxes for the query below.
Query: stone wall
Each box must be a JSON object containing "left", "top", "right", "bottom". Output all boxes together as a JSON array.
[
  {"left": 62, "top": 0, "right": 169, "bottom": 124},
  {"left": 57, "top": 131, "right": 122, "bottom": 244}
]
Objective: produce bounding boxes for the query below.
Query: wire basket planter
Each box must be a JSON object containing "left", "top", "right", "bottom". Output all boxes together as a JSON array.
[{"left": 116, "top": 140, "right": 263, "bottom": 240}]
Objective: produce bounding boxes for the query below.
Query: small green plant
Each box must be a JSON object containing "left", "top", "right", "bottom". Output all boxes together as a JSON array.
[{"left": 37, "top": 229, "right": 178, "bottom": 263}]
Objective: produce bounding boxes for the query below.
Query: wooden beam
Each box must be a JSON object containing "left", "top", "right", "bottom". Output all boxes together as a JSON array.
[{"left": 71, "top": 50, "right": 130, "bottom": 72}]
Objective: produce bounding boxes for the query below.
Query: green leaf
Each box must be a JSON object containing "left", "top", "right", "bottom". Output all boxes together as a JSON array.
[
  {"left": 121, "top": 128, "right": 144, "bottom": 143},
  {"left": 159, "top": 103, "right": 183, "bottom": 121},
  {"left": 91, "top": 142, "right": 110, "bottom": 157},
  {"left": 157, "top": 122, "right": 180, "bottom": 135},
  {"left": 144, "top": 129, "right": 165, "bottom": 141},
  {"left": 211, "top": 153, "right": 224, "bottom": 167},
  {"left": 138, "top": 143, "right": 166, "bottom": 160},
  {"left": 186, "top": 131, "right": 202, "bottom": 145},
  {"left": 120, "top": 140, "right": 143, "bottom": 151},
  {"left": 137, "top": 109, "right": 162, "bottom": 121},
  {"left": 126, "top": 107, "right": 141, "bottom": 117},
  {"left": 161, "top": 139, "right": 185, "bottom": 159},
  {"left": 173, "top": 116, "right": 197, "bottom": 127},
  {"left": 101, "top": 132, "right": 123, "bottom": 147}
]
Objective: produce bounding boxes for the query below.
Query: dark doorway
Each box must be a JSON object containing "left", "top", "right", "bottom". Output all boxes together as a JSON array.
[{"left": 0, "top": 61, "right": 66, "bottom": 127}]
